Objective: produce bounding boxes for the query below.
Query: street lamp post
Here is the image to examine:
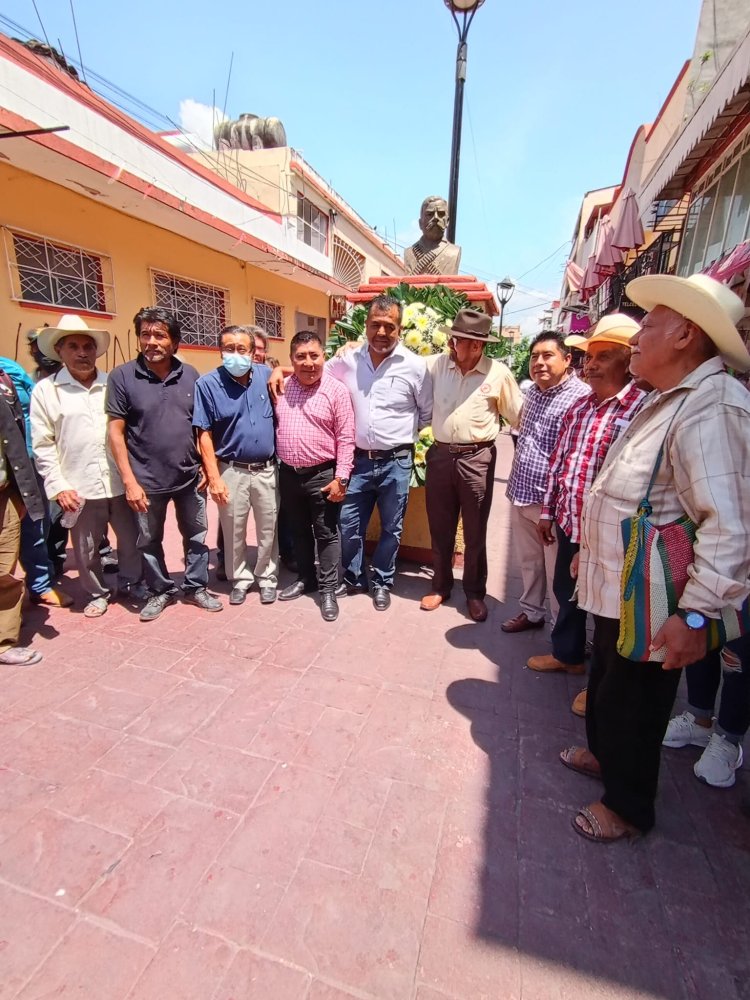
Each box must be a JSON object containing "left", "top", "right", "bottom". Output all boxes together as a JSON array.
[
  {"left": 444, "top": 0, "right": 485, "bottom": 245},
  {"left": 497, "top": 275, "right": 515, "bottom": 338}
]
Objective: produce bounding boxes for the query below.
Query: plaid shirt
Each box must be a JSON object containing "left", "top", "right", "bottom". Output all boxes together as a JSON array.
[
  {"left": 506, "top": 373, "right": 590, "bottom": 505},
  {"left": 275, "top": 371, "right": 355, "bottom": 480},
  {"left": 541, "top": 382, "right": 645, "bottom": 542}
]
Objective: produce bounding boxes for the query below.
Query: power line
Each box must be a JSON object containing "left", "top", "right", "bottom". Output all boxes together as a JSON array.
[{"left": 515, "top": 240, "right": 571, "bottom": 281}]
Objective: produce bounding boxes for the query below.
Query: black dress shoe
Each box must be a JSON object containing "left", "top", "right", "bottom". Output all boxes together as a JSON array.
[
  {"left": 229, "top": 587, "right": 247, "bottom": 605},
  {"left": 372, "top": 586, "right": 391, "bottom": 611},
  {"left": 320, "top": 592, "right": 339, "bottom": 622},
  {"left": 259, "top": 587, "right": 277, "bottom": 604},
  {"left": 279, "top": 580, "right": 315, "bottom": 602}
]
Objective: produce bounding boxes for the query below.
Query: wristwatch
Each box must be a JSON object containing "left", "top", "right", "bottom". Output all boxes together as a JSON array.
[
  {"left": 338, "top": 477, "right": 349, "bottom": 489},
  {"left": 676, "top": 609, "right": 708, "bottom": 630}
]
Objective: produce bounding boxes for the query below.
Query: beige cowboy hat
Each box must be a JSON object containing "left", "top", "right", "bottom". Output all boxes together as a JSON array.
[
  {"left": 626, "top": 272, "right": 750, "bottom": 372},
  {"left": 565, "top": 313, "right": 640, "bottom": 352},
  {"left": 439, "top": 308, "right": 500, "bottom": 343},
  {"left": 37, "top": 314, "right": 110, "bottom": 360}
]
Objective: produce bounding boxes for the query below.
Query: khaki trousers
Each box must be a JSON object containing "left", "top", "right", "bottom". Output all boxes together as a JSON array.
[
  {"left": 511, "top": 502, "right": 559, "bottom": 625},
  {"left": 0, "top": 488, "right": 25, "bottom": 651},
  {"left": 217, "top": 462, "right": 279, "bottom": 591},
  {"left": 71, "top": 495, "right": 142, "bottom": 599}
]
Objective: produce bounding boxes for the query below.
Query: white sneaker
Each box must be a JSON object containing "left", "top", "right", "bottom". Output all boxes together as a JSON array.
[
  {"left": 663, "top": 711, "right": 712, "bottom": 748},
  {"left": 694, "top": 734, "right": 744, "bottom": 788}
]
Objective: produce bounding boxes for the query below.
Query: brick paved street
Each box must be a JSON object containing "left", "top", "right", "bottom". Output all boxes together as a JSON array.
[{"left": 1, "top": 433, "right": 748, "bottom": 1000}]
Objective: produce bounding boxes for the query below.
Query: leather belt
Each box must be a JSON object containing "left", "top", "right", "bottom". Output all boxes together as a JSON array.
[
  {"left": 435, "top": 440, "right": 494, "bottom": 454},
  {"left": 280, "top": 459, "right": 335, "bottom": 476},
  {"left": 225, "top": 458, "right": 274, "bottom": 472},
  {"left": 355, "top": 444, "right": 413, "bottom": 461}
]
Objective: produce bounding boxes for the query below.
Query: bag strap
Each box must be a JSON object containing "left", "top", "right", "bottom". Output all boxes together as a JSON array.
[{"left": 642, "top": 394, "right": 689, "bottom": 502}]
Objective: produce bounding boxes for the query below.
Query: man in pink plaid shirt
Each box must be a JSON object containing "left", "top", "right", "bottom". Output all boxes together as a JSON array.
[{"left": 275, "top": 331, "right": 355, "bottom": 621}]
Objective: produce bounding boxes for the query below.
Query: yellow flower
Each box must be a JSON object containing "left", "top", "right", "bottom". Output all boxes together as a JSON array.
[
  {"left": 414, "top": 314, "right": 430, "bottom": 333},
  {"left": 431, "top": 330, "right": 447, "bottom": 348},
  {"left": 404, "top": 330, "right": 422, "bottom": 350},
  {"left": 402, "top": 303, "right": 419, "bottom": 325},
  {"left": 419, "top": 425, "right": 433, "bottom": 441},
  {"left": 418, "top": 342, "right": 432, "bottom": 356}
]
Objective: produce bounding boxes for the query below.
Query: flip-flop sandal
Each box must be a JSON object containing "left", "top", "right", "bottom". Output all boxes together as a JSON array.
[
  {"left": 84, "top": 598, "right": 109, "bottom": 618},
  {"left": 572, "top": 803, "right": 640, "bottom": 844},
  {"left": 0, "top": 647, "right": 43, "bottom": 666},
  {"left": 560, "top": 745, "right": 602, "bottom": 779}
]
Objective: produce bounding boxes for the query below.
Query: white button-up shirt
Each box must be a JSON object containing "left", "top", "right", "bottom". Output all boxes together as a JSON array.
[
  {"left": 30, "top": 368, "right": 123, "bottom": 500},
  {"left": 577, "top": 358, "right": 750, "bottom": 620},
  {"left": 326, "top": 343, "right": 432, "bottom": 450}
]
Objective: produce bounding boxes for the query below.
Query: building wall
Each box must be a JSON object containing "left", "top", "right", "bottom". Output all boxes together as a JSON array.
[{"left": 0, "top": 161, "right": 330, "bottom": 375}]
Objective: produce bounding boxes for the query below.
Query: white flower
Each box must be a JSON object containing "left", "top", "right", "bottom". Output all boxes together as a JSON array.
[
  {"left": 404, "top": 330, "right": 422, "bottom": 350},
  {"left": 418, "top": 342, "right": 433, "bottom": 356},
  {"left": 414, "top": 314, "right": 430, "bottom": 333},
  {"left": 402, "top": 304, "right": 420, "bottom": 325},
  {"left": 432, "top": 330, "right": 447, "bottom": 348}
]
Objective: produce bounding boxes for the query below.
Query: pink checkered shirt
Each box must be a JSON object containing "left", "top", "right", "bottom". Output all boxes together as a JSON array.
[{"left": 275, "top": 371, "right": 355, "bottom": 479}]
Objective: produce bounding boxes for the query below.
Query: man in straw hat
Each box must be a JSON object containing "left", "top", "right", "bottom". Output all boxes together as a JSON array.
[
  {"left": 561, "top": 273, "right": 750, "bottom": 844},
  {"left": 30, "top": 315, "right": 145, "bottom": 618},
  {"left": 420, "top": 308, "right": 522, "bottom": 622},
  {"left": 528, "top": 314, "right": 644, "bottom": 711}
]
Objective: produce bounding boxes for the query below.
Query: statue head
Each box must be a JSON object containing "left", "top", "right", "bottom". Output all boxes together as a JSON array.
[{"left": 419, "top": 196, "right": 450, "bottom": 242}]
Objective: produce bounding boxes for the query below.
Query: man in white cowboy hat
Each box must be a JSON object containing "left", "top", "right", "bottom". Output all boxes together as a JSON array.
[
  {"left": 562, "top": 273, "right": 750, "bottom": 845},
  {"left": 420, "top": 308, "right": 522, "bottom": 622},
  {"left": 30, "top": 315, "right": 145, "bottom": 618},
  {"left": 527, "top": 314, "right": 644, "bottom": 710}
]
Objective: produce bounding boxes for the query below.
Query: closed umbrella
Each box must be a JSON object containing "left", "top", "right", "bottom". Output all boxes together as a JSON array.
[
  {"left": 565, "top": 260, "right": 584, "bottom": 292},
  {"left": 612, "top": 187, "right": 645, "bottom": 251},
  {"left": 594, "top": 214, "right": 623, "bottom": 276},
  {"left": 580, "top": 254, "right": 599, "bottom": 302}
]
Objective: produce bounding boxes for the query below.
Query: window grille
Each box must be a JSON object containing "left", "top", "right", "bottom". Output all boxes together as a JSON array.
[
  {"left": 151, "top": 270, "right": 229, "bottom": 347},
  {"left": 254, "top": 299, "right": 283, "bottom": 340}
]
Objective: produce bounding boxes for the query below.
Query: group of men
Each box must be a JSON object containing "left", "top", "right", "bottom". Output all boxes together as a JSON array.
[{"left": 1, "top": 272, "right": 748, "bottom": 845}]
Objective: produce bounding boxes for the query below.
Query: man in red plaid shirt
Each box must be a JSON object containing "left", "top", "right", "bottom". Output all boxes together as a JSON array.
[{"left": 527, "top": 315, "right": 644, "bottom": 702}]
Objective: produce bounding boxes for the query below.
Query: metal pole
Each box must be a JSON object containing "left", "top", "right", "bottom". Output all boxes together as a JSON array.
[
  {"left": 447, "top": 37, "right": 467, "bottom": 245},
  {"left": 499, "top": 300, "right": 506, "bottom": 338}
]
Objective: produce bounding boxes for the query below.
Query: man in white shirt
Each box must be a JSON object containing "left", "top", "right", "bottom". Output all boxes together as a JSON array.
[{"left": 30, "top": 315, "right": 144, "bottom": 618}]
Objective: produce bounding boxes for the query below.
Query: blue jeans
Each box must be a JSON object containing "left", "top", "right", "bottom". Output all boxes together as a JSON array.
[
  {"left": 340, "top": 452, "right": 412, "bottom": 591},
  {"left": 685, "top": 632, "right": 750, "bottom": 743},
  {"left": 18, "top": 468, "right": 54, "bottom": 596},
  {"left": 136, "top": 481, "right": 208, "bottom": 594}
]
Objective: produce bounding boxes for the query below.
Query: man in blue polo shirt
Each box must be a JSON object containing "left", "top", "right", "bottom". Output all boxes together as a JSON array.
[
  {"left": 107, "top": 307, "right": 223, "bottom": 621},
  {"left": 193, "top": 325, "right": 278, "bottom": 606}
]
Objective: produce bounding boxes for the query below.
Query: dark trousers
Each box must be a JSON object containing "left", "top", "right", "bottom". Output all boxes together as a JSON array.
[
  {"left": 586, "top": 615, "right": 681, "bottom": 833},
  {"left": 550, "top": 524, "right": 587, "bottom": 664},
  {"left": 135, "top": 481, "right": 208, "bottom": 595},
  {"left": 425, "top": 442, "right": 496, "bottom": 600},
  {"left": 685, "top": 632, "right": 750, "bottom": 740},
  {"left": 279, "top": 464, "right": 340, "bottom": 593}
]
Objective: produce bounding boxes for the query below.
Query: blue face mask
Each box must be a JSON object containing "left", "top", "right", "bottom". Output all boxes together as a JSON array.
[{"left": 222, "top": 352, "right": 253, "bottom": 378}]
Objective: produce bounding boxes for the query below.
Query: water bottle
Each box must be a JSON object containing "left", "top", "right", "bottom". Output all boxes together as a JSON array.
[{"left": 60, "top": 498, "right": 85, "bottom": 529}]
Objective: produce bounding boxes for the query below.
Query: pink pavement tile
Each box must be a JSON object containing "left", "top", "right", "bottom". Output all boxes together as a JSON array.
[
  {"left": 213, "top": 630, "right": 276, "bottom": 662},
  {"left": 0, "top": 808, "right": 129, "bottom": 905},
  {"left": 55, "top": 682, "right": 155, "bottom": 731},
  {"left": 0, "top": 883, "right": 73, "bottom": 1000},
  {"left": 127, "top": 922, "right": 234, "bottom": 1000},
  {"left": 219, "top": 764, "right": 335, "bottom": 883},
  {"left": 149, "top": 738, "right": 275, "bottom": 812},
  {"left": 427, "top": 800, "right": 489, "bottom": 927},
  {"left": 215, "top": 950, "right": 310, "bottom": 1000},
  {"left": 125, "top": 644, "right": 187, "bottom": 671},
  {"left": 414, "top": 989, "right": 459, "bottom": 1000},
  {"left": 196, "top": 665, "right": 300, "bottom": 749},
  {"left": 417, "top": 913, "right": 521, "bottom": 1000},
  {"left": 408, "top": 716, "right": 489, "bottom": 798},
  {"left": 0, "top": 768, "right": 59, "bottom": 846},
  {"left": 324, "top": 767, "right": 392, "bottom": 830},
  {"left": 15, "top": 918, "right": 153, "bottom": 1000},
  {"left": 82, "top": 797, "right": 239, "bottom": 942},
  {"left": 261, "top": 859, "right": 425, "bottom": 1000},
  {"left": 307, "top": 982, "right": 370, "bottom": 1000},
  {"left": 362, "top": 781, "right": 447, "bottom": 897},
  {"left": 270, "top": 695, "right": 326, "bottom": 733},
  {"left": 7, "top": 666, "right": 102, "bottom": 720},
  {"left": 261, "top": 632, "right": 330, "bottom": 672},
  {"left": 126, "top": 679, "right": 232, "bottom": 747},
  {"left": 166, "top": 647, "right": 259, "bottom": 687},
  {"left": 0, "top": 717, "right": 119, "bottom": 784},
  {"left": 347, "top": 688, "right": 431, "bottom": 781},
  {"left": 304, "top": 816, "right": 373, "bottom": 874},
  {"left": 97, "top": 736, "right": 177, "bottom": 782},
  {"left": 181, "top": 863, "right": 286, "bottom": 948},
  {"left": 53, "top": 768, "right": 173, "bottom": 838},
  {"left": 293, "top": 707, "right": 364, "bottom": 775},
  {"left": 248, "top": 720, "right": 307, "bottom": 762},
  {"left": 291, "top": 667, "right": 381, "bottom": 715},
  {"left": 98, "top": 663, "right": 182, "bottom": 700},
  {"left": 53, "top": 633, "right": 147, "bottom": 672}
]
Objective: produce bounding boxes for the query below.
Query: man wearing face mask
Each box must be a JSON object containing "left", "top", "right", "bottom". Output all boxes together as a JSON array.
[{"left": 193, "top": 325, "right": 278, "bottom": 606}]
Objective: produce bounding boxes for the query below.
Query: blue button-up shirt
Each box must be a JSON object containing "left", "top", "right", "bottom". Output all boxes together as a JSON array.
[
  {"left": 326, "top": 343, "right": 432, "bottom": 450},
  {"left": 193, "top": 364, "right": 275, "bottom": 464}
]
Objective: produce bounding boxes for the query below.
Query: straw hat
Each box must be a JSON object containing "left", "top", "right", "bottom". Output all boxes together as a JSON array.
[
  {"left": 626, "top": 273, "right": 750, "bottom": 372},
  {"left": 37, "top": 314, "right": 110, "bottom": 360},
  {"left": 565, "top": 313, "right": 640, "bottom": 352},
  {"left": 439, "top": 308, "right": 500, "bottom": 343}
]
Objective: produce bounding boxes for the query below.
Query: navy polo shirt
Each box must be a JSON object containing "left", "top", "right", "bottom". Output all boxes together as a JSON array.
[
  {"left": 192, "top": 364, "right": 275, "bottom": 464},
  {"left": 106, "top": 354, "right": 200, "bottom": 494}
]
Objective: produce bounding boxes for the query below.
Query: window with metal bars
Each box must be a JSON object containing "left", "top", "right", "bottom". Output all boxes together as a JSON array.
[
  {"left": 5, "top": 229, "right": 114, "bottom": 313},
  {"left": 254, "top": 299, "right": 283, "bottom": 340},
  {"left": 151, "top": 270, "right": 229, "bottom": 347}
]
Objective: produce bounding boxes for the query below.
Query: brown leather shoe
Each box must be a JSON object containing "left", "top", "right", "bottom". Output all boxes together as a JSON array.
[
  {"left": 527, "top": 653, "right": 586, "bottom": 675},
  {"left": 501, "top": 612, "right": 544, "bottom": 633},
  {"left": 30, "top": 588, "right": 74, "bottom": 608},
  {"left": 571, "top": 688, "right": 587, "bottom": 717},
  {"left": 467, "top": 598, "right": 488, "bottom": 622},
  {"left": 420, "top": 593, "right": 446, "bottom": 611}
]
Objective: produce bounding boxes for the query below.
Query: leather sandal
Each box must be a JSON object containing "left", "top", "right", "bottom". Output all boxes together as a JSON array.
[
  {"left": 559, "top": 745, "right": 601, "bottom": 779},
  {"left": 572, "top": 802, "right": 640, "bottom": 844}
]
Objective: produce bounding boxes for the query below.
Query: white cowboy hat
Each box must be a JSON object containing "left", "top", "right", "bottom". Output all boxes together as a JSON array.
[
  {"left": 37, "top": 314, "right": 110, "bottom": 360},
  {"left": 565, "top": 313, "right": 640, "bottom": 351},
  {"left": 626, "top": 273, "right": 750, "bottom": 372}
]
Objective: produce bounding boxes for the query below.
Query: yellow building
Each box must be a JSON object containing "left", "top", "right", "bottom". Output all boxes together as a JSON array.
[{"left": 0, "top": 35, "right": 401, "bottom": 374}]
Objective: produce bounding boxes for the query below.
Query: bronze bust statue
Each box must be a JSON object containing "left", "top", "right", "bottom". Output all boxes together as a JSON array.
[
  {"left": 404, "top": 196, "right": 462, "bottom": 276},
  {"left": 214, "top": 113, "right": 287, "bottom": 151}
]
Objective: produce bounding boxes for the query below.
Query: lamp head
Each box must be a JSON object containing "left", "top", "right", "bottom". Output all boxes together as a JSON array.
[
  {"left": 497, "top": 276, "right": 516, "bottom": 307},
  {"left": 444, "top": 0, "right": 485, "bottom": 11}
]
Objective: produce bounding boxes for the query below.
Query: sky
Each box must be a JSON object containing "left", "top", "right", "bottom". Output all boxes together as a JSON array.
[{"left": 2, "top": 0, "right": 702, "bottom": 333}]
